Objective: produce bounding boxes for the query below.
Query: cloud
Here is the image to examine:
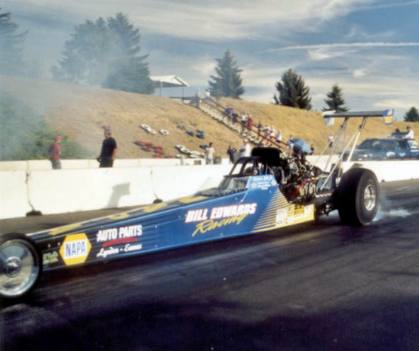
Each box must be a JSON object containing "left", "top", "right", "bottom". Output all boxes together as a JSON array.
[
  {"left": 307, "top": 48, "right": 356, "bottom": 61},
  {"left": 5, "top": 0, "right": 419, "bottom": 116},
  {"left": 270, "top": 42, "right": 419, "bottom": 52},
  {"left": 352, "top": 68, "right": 368, "bottom": 78},
  {"left": 374, "top": 99, "right": 418, "bottom": 111},
  {"left": 354, "top": 0, "right": 419, "bottom": 12},
  {"left": 308, "top": 49, "right": 336, "bottom": 61},
  {"left": 6, "top": 0, "right": 375, "bottom": 41},
  {"left": 192, "top": 61, "right": 216, "bottom": 77},
  {"left": 344, "top": 25, "right": 396, "bottom": 41}
]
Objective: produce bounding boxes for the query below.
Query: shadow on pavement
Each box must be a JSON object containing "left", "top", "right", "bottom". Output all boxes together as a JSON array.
[{"left": 3, "top": 292, "right": 419, "bottom": 351}]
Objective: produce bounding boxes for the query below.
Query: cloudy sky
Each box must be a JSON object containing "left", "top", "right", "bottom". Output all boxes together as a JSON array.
[{"left": 4, "top": 0, "right": 419, "bottom": 116}]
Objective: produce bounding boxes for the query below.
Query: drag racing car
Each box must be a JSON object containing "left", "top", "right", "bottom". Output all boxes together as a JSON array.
[{"left": 0, "top": 110, "right": 392, "bottom": 299}]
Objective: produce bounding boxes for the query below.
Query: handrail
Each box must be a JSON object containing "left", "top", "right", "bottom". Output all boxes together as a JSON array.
[{"left": 200, "top": 97, "right": 287, "bottom": 150}]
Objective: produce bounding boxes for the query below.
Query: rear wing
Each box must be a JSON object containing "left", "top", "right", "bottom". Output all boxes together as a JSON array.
[
  {"left": 317, "top": 109, "right": 394, "bottom": 190},
  {"left": 322, "top": 109, "right": 394, "bottom": 125}
]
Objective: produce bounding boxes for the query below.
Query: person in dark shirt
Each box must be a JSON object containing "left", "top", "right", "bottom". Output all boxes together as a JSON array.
[
  {"left": 226, "top": 145, "right": 237, "bottom": 163},
  {"left": 98, "top": 129, "right": 117, "bottom": 168}
]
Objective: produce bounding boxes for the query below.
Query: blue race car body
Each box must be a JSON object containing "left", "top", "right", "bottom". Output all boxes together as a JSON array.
[{"left": 33, "top": 172, "right": 315, "bottom": 271}]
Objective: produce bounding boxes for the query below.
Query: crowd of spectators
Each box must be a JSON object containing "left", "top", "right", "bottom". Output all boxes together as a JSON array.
[{"left": 223, "top": 106, "right": 284, "bottom": 146}]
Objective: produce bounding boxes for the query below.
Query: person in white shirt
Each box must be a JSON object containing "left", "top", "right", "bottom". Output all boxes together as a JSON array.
[
  {"left": 206, "top": 142, "right": 215, "bottom": 164},
  {"left": 239, "top": 139, "right": 252, "bottom": 157},
  {"left": 240, "top": 114, "right": 248, "bottom": 134},
  {"left": 404, "top": 126, "right": 415, "bottom": 140}
]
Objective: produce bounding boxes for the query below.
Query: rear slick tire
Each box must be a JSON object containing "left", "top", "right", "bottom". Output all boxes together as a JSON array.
[{"left": 337, "top": 168, "right": 379, "bottom": 226}]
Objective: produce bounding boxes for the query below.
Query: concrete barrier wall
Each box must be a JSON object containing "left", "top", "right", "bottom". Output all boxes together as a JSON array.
[
  {"left": 0, "top": 165, "right": 230, "bottom": 220},
  {"left": 0, "top": 171, "right": 31, "bottom": 219},
  {"left": 306, "top": 155, "right": 419, "bottom": 182},
  {"left": 1, "top": 160, "right": 418, "bottom": 220},
  {"left": 27, "top": 168, "right": 155, "bottom": 215},
  {"left": 342, "top": 161, "right": 419, "bottom": 182}
]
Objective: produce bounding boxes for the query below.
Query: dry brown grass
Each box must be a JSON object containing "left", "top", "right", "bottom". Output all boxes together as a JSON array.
[
  {"left": 0, "top": 76, "right": 243, "bottom": 158},
  {"left": 221, "top": 98, "right": 419, "bottom": 152},
  {"left": 1, "top": 75, "right": 417, "bottom": 158}
]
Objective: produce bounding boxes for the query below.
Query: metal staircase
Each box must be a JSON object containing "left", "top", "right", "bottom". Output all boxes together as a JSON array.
[{"left": 197, "top": 97, "right": 285, "bottom": 149}]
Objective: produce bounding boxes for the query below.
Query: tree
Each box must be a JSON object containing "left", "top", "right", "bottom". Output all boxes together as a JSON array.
[
  {"left": 274, "top": 69, "right": 311, "bottom": 110},
  {"left": 208, "top": 50, "right": 244, "bottom": 98},
  {"left": 53, "top": 13, "right": 153, "bottom": 94},
  {"left": 0, "top": 93, "right": 88, "bottom": 160},
  {"left": 103, "top": 13, "right": 153, "bottom": 93},
  {"left": 404, "top": 107, "right": 419, "bottom": 122},
  {"left": 323, "top": 84, "right": 348, "bottom": 112},
  {"left": 0, "top": 9, "right": 27, "bottom": 75},
  {"left": 52, "top": 17, "right": 113, "bottom": 84}
]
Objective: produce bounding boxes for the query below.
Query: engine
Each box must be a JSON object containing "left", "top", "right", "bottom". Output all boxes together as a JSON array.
[{"left": 274, "top": 153, "right": 320, "bottom": 203}]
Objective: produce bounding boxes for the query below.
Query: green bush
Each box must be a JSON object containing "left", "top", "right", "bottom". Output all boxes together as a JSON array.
[{"left": 0, "top": 93, "right": 89, "bottom": 160}]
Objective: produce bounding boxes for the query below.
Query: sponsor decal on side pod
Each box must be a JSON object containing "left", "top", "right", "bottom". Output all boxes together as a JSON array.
[{"left": 59, "top": 233, "right": 92, "bottom": 266}]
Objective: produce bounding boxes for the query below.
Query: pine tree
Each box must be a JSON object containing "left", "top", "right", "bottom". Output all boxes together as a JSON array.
[
  {"left": 53, "top": 13, "right": 153, "bottom": 94},
  {"left": 52, "top": 17, "right": 112, "bottom": 84},
  {"left": 404, "top": 107, "right": 419, "bottom": 122},
  {"left": 208, "top": 50, "right": 244, "bottom": 98},
  {"left": 0, "top": 9, "right": 27, "bottom": 75},
  {"left": 103, "top": 13, "right": 153, "bottom": 93},
  {"left": 323, "top": 84, "right": 348, "bottom": 112},
  {"left": 274, "top": 69, "right": 311, "bottom": 110}
]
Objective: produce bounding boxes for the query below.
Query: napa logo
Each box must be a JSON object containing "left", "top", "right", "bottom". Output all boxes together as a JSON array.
[{"left": 60, "top": 233, "right": 92, "bottom": 266}]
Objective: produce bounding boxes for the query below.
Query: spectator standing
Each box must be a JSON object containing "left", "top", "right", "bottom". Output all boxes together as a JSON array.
[
  {"left": 227, "top": 145, "right": 236, "bottom": 163},
  {"left": 206, "top": 142, "right": 215, "bottom": 164},
  {"left": 264, "top": 126, "right": 271, "bottom": 139},
  {"left": 48, "top": 135, "right": 63, "bottom": 170},
  {"left": 232, "top": 112, "right": 238, "bottom": 125},
  {"left": 257, "top": 121, "right": 262, "bottom": 137},
  {"left": 287, "top": 135, "right": 294, "bottom": 154},
  {"left": 193, "top": 93, "right": 201, "bottom": 108},
  {"left": 239, "top": 139, "right": 252, "bottom": 157},
  {"left": 224, "top": 107, "right": 233, "bottom": 124},
  {"left": 240, "top": 114, "right": 248, "bottom": 134},
  {"left": 246, "top": 114, "right": 253, "bottom": 131},
  {"left": 275, "top": 131, "right": 282, "bottom": 143},
  {"left": 270, "top": 128, "right": 277, "bottom": 140},
  {"left": 404, "top": 126, "right": 415, "bottom": 140},
  {"left": 98, "top": 129, "right": 117, "bottom": 168}
]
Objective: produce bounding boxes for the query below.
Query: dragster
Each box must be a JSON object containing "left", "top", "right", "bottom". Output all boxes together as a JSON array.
[{"left": 0, "top": 110, "right": 394, "bottom": 299}]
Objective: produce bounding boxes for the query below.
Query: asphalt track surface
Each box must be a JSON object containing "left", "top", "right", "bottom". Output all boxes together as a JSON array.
[{"left": 1, "top": 180, "right": 419, "bottom": 351}]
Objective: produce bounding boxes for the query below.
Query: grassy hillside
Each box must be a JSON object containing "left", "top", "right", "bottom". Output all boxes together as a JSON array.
[
  {"left": 221, "top": 98, "right": 419, "bottom": 153},
  {"left": 1, "top": 75, "right": 417, "bottom": 159},
  {"left": 0, "top": 76, "right": 243, "bottom": 159}
]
